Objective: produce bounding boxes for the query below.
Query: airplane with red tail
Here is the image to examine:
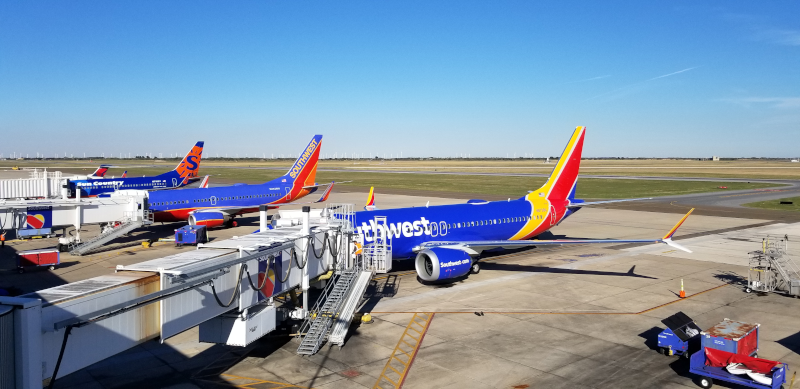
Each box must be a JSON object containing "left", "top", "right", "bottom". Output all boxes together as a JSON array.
[
  {"left": 351, "top": 127, "right": 694, "bottom": 283},
  {"left": 148, "top": 135, "right": 331, "bottom": 228}
]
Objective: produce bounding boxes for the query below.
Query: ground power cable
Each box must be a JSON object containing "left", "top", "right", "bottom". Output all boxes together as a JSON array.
[
  {"left": 243, "top": 256, "right": 275, "bottom": 299},
  {"left": 209, "top": 264, "right": 246, "bottom": 308}
]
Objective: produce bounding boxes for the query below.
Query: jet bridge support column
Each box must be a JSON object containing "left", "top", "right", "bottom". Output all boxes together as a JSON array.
[
  {"left": 0, "top": 297, "right": 43, "bottom": 389},
  {"left": 259, "top": 205, "right": 268, "bottom": 232},
  {"left": 301, "top": 206, "right": 310, "bottom": 319}
]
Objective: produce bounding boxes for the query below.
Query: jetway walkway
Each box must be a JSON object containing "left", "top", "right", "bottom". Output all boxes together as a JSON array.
[
  {"left": 0, "top": 203, "right": 379, "bottom": 389},
  {"left": 0, "top": 191, "right": 150, "bottom": 249}
]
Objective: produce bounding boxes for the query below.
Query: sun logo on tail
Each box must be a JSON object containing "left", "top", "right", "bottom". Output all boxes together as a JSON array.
[{"left": 175, "top": 142, "right": 204, "bottom": 182}]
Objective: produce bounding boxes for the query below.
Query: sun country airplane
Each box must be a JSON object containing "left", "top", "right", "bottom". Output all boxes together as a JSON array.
[
  {"left": 69, "top": 142, "right": 205, "bottom": 197},
  {"left": 351, "top": 126, "right": 694, "bottom": 283},
  {"left": 148, "top": 135, "right": 332, "bottom": 228}
]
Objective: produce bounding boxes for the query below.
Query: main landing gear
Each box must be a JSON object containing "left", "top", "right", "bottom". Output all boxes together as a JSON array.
[{"left": 470, "top": 262, "right": 481, "bottom": 275}]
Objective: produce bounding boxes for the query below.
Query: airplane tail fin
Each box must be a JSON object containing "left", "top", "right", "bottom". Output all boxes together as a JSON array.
[
  {"left": 365, "top": 187, "right": 377, "bottom": 211},
  {"left": 174, "top": 141, "right": 204, "bottom": 182},
  {"left": 537, "top": 127, "right": 585, "bottom": 202},
  {"left": 91, "top": 165, "right": 111, "bottom": 178},
  {"left": 121, "top": 171, "right": 127, "bottom": 178},
  {"left": 199, "top": 175, "right": 210, "bottom": 188},
  {"left": 283, "top": 135, "right": 323, "bottom": 189}
]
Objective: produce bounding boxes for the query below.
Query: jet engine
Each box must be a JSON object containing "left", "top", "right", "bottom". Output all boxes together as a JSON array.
[
  {"left": 188, "top": 211, "right": 231, "bottom": 228},
  {"left": 415, "top": 247, "right": 474, "bottom": 282}
]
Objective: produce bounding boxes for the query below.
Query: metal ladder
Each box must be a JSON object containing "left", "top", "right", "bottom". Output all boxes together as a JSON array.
[
  {"left": 363, "top": 216, "right": 392, "bottom": 274},
  {"left": 70, "top": 211, "right": 152, "bottom": 256},
  {"left": 329, "top": 269, "right": 374, "bottom": 346},
  {"left": 296, "top": 268, "right": 360, "bottom": 355},
  {"left": 749, "top": 237, "right": 800, "bottom": 295}
]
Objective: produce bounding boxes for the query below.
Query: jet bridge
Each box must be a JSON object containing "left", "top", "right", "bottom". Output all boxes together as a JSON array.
[
  {"left": 0, "top": 204, "right": 375, "bottom": 389},
  {"left": 0, "top": 190, "right": 150, "bottom": 247}
]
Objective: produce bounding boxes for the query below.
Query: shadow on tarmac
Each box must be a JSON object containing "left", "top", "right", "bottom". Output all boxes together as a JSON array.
[{"left": 480, "top": 262, "right": 657, "bottom": 279}]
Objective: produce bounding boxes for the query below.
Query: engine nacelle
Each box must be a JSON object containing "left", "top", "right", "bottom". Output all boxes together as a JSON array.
[
  {"left": 188, "top": 211, "right": 231, "bottom": 228},
  {"left": 415, "top": 247, "right": 473, "bottom": 282}
]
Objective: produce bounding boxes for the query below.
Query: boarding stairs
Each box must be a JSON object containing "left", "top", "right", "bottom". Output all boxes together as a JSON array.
[
  {"left": 297, "top": 263, "right": 372, "bottom": 355},
  {"left": 747, "top": 236, "right": 800, "bottom": 296},
  {"left": 362, "top": 216, "right": 392, "bottom": 274},
  {"left": 329, "top": 269, "right": 374, "bottom": 346},
  {"left": 70, "top": 211, "right": 153, "bottom": 256}
]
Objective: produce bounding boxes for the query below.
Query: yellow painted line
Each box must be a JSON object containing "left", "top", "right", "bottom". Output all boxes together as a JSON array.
[
  {"left": 216, "top": 373, "right": 309, "bottom": 388},
  {"left": 373, "top": 312, "right": 435, "bottom": 389}
]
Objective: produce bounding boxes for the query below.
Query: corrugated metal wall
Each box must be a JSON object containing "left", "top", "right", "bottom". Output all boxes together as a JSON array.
[
  {"left": 39, "top": 274, "right": 161, "bottom": 380},
  {"left": 0, "top": 307, "right": 15, "bottom": 389},
  {"left": 0, "top": 177, "right": 64, "bottom": 199}
]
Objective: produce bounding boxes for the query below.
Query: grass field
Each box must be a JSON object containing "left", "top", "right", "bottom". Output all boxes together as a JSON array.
[
  {"left": 0, "top": 160, "right": 788, "bottom": 199},
  {"left": 743, "top": 197, "right": 800, "bottom": 212},
  {"left": 3, "top": 158, "right": 799, "bottom": 179},
  {"left": 10, "top": 165, "right": 776, "bottom": 199}
]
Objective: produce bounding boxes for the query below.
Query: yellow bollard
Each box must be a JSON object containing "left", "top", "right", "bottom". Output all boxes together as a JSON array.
[{"left": 361, "top": 313, "right": 374, "bottom": 324}]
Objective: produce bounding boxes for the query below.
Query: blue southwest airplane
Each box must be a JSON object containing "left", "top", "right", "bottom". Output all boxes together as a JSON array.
[
  {"left": 351, "top": 126, "right": 694, "bottom": 283},
  {"left": 148, "top": 135, "right": 332, "bottom": 228},
  {"left": 70, "top": 142, "right": 205, "bottom": 197}
]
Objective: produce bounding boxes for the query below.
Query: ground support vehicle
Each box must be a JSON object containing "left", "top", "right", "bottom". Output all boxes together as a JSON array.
[
  {"left": 658, "top": 311, "right": 702, "bottom": 357},
  {"left": 174, "top": 224, "right": 208, "bottom": 246},
  {"left": 689, "top": 347, "right": 787, "bottom": 389},
  {"left": 689, "top": 319, "right": 787, "bottom": 388},
  {"left": 16, "top": 249, "right": 59, "bottom": 273}
]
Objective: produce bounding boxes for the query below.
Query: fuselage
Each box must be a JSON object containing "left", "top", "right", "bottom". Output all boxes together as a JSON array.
[
  {"left": 71, "top": 171, "right": 191, "bottom": 197},
  {"left": 149, "top": 180, "right": 317, "bottom": 222},
  {"left": 353, "top": 196, "right": 577, "bottom": 259},
  {"left": 149, "top": 134, "right": 323, "bottom": 224}
]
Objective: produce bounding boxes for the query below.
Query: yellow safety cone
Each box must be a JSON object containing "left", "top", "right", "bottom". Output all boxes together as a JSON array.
[{"left": 679, "top": 279, "right": 686, "bottom": 298}]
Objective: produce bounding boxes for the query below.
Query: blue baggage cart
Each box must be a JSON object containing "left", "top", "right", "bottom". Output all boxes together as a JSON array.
[
  {"left": 658, "top": 311, "right": 701, "bottom": 357},
  {"left": 175, "top": 225, "right": 208, "bottom": 246},
  {"left": 689, "top": 319, "right": 787, "bottom": 388},
  {"left": 689, "top": 347, "right": 787, "bottom": 388}
]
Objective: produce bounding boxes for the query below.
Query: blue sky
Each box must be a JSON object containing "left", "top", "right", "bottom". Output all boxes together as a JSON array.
[{"left": 1, "top": 1, "right": 799, "bottom": 158}]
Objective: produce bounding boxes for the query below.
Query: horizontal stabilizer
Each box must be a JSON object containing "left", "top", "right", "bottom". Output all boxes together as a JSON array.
[
  {"left": 315, "top": 182, "right": 334, "bottom": 203},
  {"left": 568, "top": 198, "right": 653, "bottom": 208}
]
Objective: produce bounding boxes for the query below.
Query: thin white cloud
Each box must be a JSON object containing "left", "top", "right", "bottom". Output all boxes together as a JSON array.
[
  {"left": 755, "top": 28, "right": 800, "bottom": 46},
  {"left": 724, "top": 97, "right": 800, "bottom": 109},
  {"left": 566, "top": 75, "right": 611, "bottom": 84},
  {"left": 721, "top": 12, "right": 800, "bottom": 47},
  {"left": 585, "top": 67, "right": 698, "bottom": 101}
]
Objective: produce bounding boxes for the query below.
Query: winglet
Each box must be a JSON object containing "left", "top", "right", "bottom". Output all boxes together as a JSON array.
[
  {"left": 199, "top": 175, "right": 210, "bottom": 189},
  {"left": 365, "top": 187, "right": 377, "bottom": 211},
  {"left": 663, "top": 208, "right": 694, "bottom": 240},
  {"left": 121, "top": 171, "right": 128, "bottom": 178},
  {"left": 664, "top": 239, "right": 692, "bottom": 253},
  {"left": 315, "top": 182, "right": 334, "bottom": 203}
]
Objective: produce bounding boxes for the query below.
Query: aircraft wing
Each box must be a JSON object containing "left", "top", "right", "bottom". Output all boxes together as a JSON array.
[
  {"left": 413, "top": 208, "right": 694, "bottom": 255},
  {"left": 567, "top": 198, "right": 652, "bottom": 208}
]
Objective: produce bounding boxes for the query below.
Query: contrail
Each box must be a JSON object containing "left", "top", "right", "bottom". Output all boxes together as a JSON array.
[
  {"left": 567, "top": 75, "right": 611, "bottom": 84},
  {"left": 646, "top": 67, "right": 698, "bottom": 82},
  {"left": 584, "top": 66, "right": 699, "bottom": 101}
]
